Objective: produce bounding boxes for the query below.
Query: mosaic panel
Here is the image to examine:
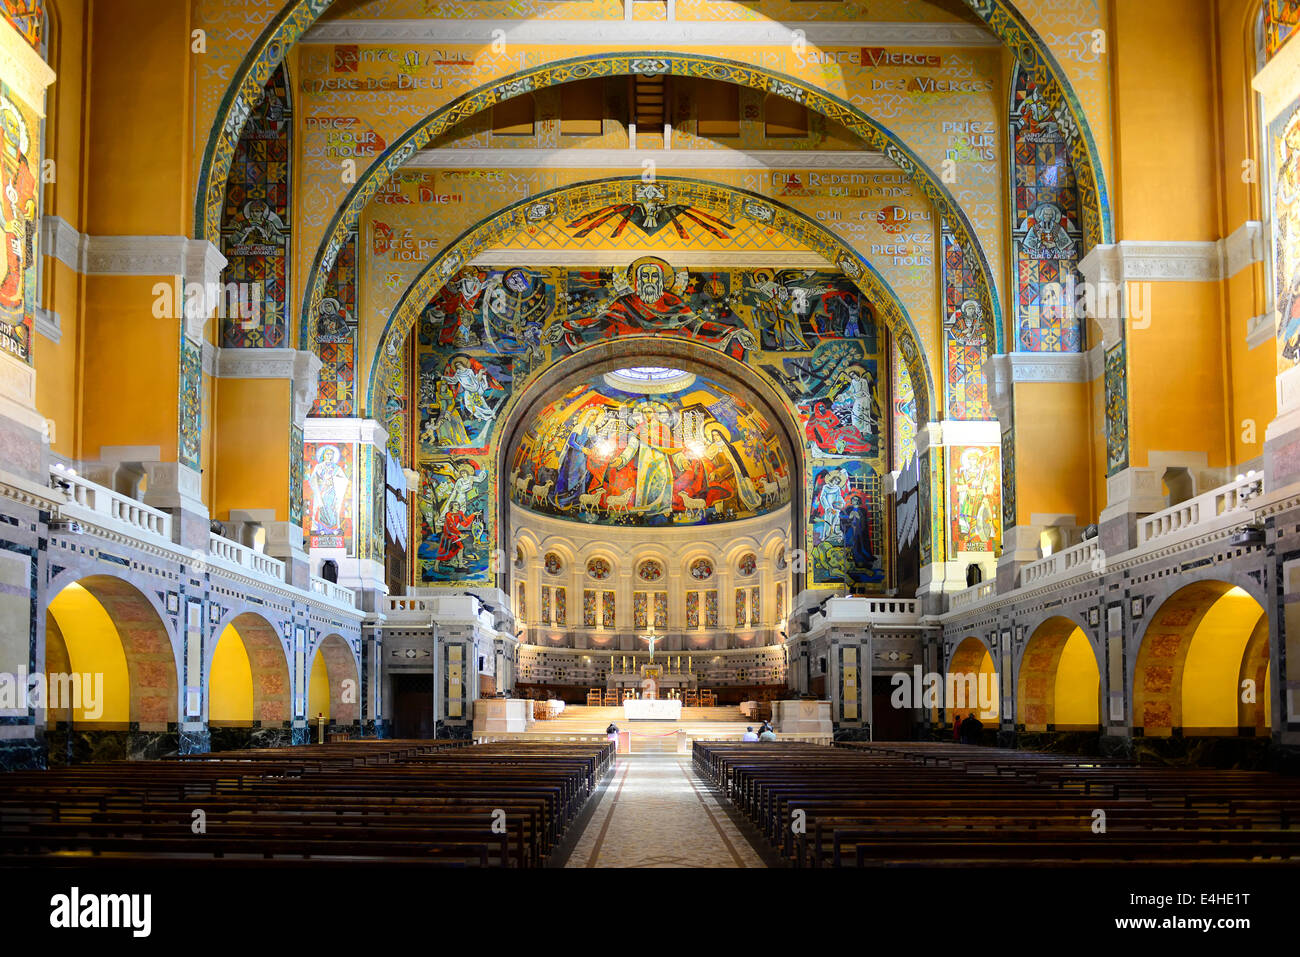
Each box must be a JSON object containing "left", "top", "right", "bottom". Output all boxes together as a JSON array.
[
  {"left": 1001, "top": 426, "right": 1017, "bottom": 531},
  {"left": 0, "top": 80, "right": 39, "bottom": 365},
  {"left": 1267, "top": 0, "right": 1300, "bottom": 58},
  {"left": 310, "top": 231, "right": 357, "bottom": 417},
  {"left": 179, "top": 334, "right": 202, "bottom": 472},
  {"left": 809, "top": 459, "right": 884, "bottom": 587},
  {"left": 303, "top": 440, "right": 353, "bottom": 551},
  {"left": 942, "top": 227, "right": 993, "bottom": 418},
  {"left": 219, "top": 64, "right": 291, "bottom": 349},
  {"left": 1, "top": 2, "right": 44, "bottom": 51},
  {"left": 417, "top": 455, "right": 490, "bottom": 582},
  {"left": 1104, "top": 342, "right": 1129, "bottom": 476},
  {"left": 948, "top": 445, "right": 1001, "bottom": 554},
  {"left": 1009, "top": 63, "right": 1084, "bottom": 353},
  {"left": 289, "top": 424, "right": 305, "bottom": 528}
]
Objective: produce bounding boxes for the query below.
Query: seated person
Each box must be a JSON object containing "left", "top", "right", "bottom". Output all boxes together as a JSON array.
[
  {"left": 741, "top": 726, "right": 759, "bottom": 742},
  {"left": 758, "top": 727, "right": 777, "bottom": 742}
]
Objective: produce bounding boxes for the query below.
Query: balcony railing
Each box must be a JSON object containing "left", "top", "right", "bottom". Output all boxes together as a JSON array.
[
  {"left": 1020, "top": 538, "right": 1100, "bottom": 588},
  {"left": 949, "top": 579, "right": 996, "bottom": 611},
  {"left": 208, "top": 532, "right": 286, "bottom": 581},
  {"left": 52, "top": 465, "right": 172, "bottom": 541},
  {"left": 1138, "top": 472, "right": 1261, "bottom": 546},
  {"left": 811, "top": 596, "right": 920, "bottom": 625},
  {"left": 385, "top": 594, "right": 493, "bottom": 627},
  {"left": 311, "top": 575, "right": 357, "bottom": 609}
]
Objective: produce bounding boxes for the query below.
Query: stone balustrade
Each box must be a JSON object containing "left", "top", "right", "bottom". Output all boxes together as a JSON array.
[
  {"left": 52, "top": 464, "right": 171, "bottom": 541},
  {"left": 1020, "top": 538, "right": 1100, "bottom": 587},
  {"left": 208, "top": 532, "right": 287, "bottom": 581},
  {"left": 311, "top": 575, "right": 357, "bottom": 609},
  {"left": 1138, "top": 472, "right": 1261, "bottom": 546}
]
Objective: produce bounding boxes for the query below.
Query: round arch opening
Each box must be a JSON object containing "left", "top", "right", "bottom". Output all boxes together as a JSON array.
[
  {"left": 1016, "top": 617, "right": 1101, "bottom": 733},
  {"left": 946, "top": 636, "right": 997, "bottom": 728},
  {"left": 1133, "top": 581, "right": 1271, "bottom": 737}
]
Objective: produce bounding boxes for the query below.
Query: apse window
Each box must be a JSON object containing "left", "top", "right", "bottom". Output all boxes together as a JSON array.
[
  {"left": 614, "top": 366, "right": 685, "bottom": 380},
  {"left": 605, "top": 367, "right": 695, "bottom": 392}
]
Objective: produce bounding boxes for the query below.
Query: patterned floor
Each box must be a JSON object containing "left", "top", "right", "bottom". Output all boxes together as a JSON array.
[{"left": 565, "top": 754, "right": 766, "bottom": 868}]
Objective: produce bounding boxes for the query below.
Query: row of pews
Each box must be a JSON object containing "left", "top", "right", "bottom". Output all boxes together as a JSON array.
[
  {"left": 694, "top": 740, "right": 1300, "bottom": 867},
  {"left": 0, "top": 740, "right": 615, "bottom": 868}
]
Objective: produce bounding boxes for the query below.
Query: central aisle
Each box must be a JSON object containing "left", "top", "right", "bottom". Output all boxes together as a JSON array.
[{"left": 564, "top": 754, "right": 766, "bottom": 868}]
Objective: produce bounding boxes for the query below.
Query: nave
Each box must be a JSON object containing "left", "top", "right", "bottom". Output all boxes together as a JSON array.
[{"left": 5, "top": 739, "right": 1300, "bottom": 871}]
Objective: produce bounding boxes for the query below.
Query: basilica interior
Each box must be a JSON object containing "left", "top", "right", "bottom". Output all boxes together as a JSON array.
[{"left": 2, "top": 0, "right": 1300, "bottom": 897}]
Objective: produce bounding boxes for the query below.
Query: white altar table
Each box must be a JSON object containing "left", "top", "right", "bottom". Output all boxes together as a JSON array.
[{"left": 623, "top": 699, "right": 683, "bottom": 721}]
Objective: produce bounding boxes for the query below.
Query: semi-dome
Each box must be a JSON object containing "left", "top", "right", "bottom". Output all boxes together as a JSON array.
[{"left": 508, "top": 369, "right": 793, "bottom": 526}]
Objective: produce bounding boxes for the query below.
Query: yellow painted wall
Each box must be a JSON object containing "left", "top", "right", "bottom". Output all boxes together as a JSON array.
[
  {"left": 1217, "top": 0, "right": 1274, "bottom": 467},
  {"left": 212, "top": 378, "right": 291, "bottom": 521},
  {"left": 1013, "top": 381, "right": 1096, "bottom": 525},
  {"left": 84, "top": 0, "right": 193, "bottom": 236},
  {"left": 45, "top": 583, "right": 130, "bottom": 724},
  {"left": 308, "top": 648, "right": 330, "bottom": 720},
  {"left": 1054, "top": 629, "right": 1100, "bottom": 727},
  {"left": 79, "top": 276, "right": 180, "bottom": 462},
  {"left": 1182, "top": 588, "right": 1263, "bottom": 731},
  {"left": 33, "top": 0, "right": 91, "bottom": 459},
  {"left": 209, "top": 625, "right": 254, "bottom": 723},
  {"left": 1125, "top": 282, "right": 1230, "bottom": 470},
  {"left": 1225, "top": 268, "right": 1275, "bottom": 465},
  {"left": 1110, "top": 0, "right": 1220, "bottom": 241},
  {"left": 34, "top": 258, "right": 84, "bottom": 458}
]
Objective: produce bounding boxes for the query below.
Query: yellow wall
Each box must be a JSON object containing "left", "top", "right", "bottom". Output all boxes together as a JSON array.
[
  {"left": 1013, "top": 381, "right": 1096, "bottom": 525},
  {"left": 209, "top": 625, "right": 254, "bottom": 723},
  {"left": 84, "top": 0, "right": 193, "bottom": 236},
  {"left": 33, "top": 0, "right": 92, "bottom": 459},
  {"left": 1110, "top": 0, "right": 1220, "bottom": 241},
  {"left": 308, "top": 648, "right": 330, "bottom": 720},
  {"left": 1054, "top": 629, "right": 1100, "bottom": 728},
  {"left": 1182, "top": 588, "right": 1263, "bottom": 731},
  {"left": 1125, "top": 282, "right": 1230, "bottom": 470},
  {"left": 44, "top": 583, "right": 130, "bottom": 723},
  {"left": 78, "top": 276, "right": 180, "bottom": 462},
  {"left": 212, "top": 378, "right": 292, "bottom": 522}
]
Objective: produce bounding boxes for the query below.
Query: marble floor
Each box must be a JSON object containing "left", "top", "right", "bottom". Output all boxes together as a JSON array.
[{"left": 564, "top": 754, "right": 766, "bottom": 868}]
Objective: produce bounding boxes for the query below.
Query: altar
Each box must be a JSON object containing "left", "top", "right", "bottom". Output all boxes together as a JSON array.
[{"left": 623, "top": 699, "right": 683, "bottom": 721}]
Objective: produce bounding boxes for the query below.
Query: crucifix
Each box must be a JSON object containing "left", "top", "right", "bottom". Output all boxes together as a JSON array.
[{"left": 638, "top": 626, "right": 661, "bottom": 661}]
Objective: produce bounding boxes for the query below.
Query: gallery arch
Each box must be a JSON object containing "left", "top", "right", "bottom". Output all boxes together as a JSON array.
[
  {"left": 307, "top": 634, "right": 362, "bottom": 730},
  {"left": 1015, "top": 616, "right": 1101, "bottom": 733},
  {"left": 39, "top": 574, "right": 179, "bottom": 764},
  {"left": 207, "top": 612, "right": 292, "bottom": 729},
  {"left": 1133, "top": 581, "right": 1271, "bottom": 737},
  {"left": 945, "top": 636, "right": 997, "bottom": 726}
]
